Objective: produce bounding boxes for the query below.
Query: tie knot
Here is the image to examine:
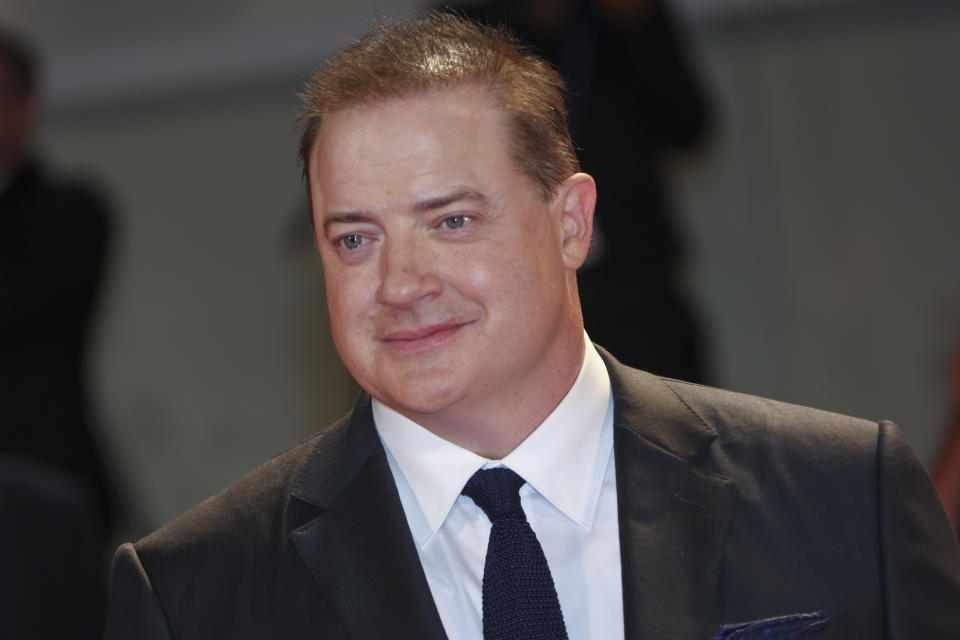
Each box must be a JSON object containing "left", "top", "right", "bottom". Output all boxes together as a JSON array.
[{"left": 462, "top": 467, "right": 527, "bottom": 523}]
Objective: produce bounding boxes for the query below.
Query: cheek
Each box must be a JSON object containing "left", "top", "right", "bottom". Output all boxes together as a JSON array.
[
  {"left": 463, "top": 260, "right": 542, "bottom": 320},
  {"left": 323, "top": 268, "right": 361, "bottom": 332},
  {"left": 324, "top": 284, "right": 370, "bottom": 378},
  {"left": 455, "top": 257, "right": 494, "bottom": 295},
  {"left": 447, "top": 228, "right": 558, "bottom": 306},
  {"left": 323, "top": 262, "right": 383, "bottom": 338},
  {"left": 439, "top": 248, "right": 511, "bottom": 310}
]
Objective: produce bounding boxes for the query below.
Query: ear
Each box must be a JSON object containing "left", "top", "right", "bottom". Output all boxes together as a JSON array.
[{"left": 554, "top": 172, "right": 596, "bottom": 270}]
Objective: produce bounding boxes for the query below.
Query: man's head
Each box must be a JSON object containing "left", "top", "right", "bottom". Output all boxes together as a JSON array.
[
  {"left": 298, "top": 10, "right": 579, "bottom": 202},
  {"left": 0, "top": 30, "right": 37, "bottom": 172},
  {"left": 300, "top": 13, "right": 596, "bottom": 456}
]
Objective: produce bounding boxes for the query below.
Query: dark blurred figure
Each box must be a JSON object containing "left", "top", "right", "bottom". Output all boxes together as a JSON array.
[
  {"left": 0, "top": 28, "right": 114, "bottom": 637},
  {"left": 446, "top": 0, "right": 712, "bottom": 381},
  {"left": 0, "top": 456, "right": 108, "bottom": 639},
  {"left": 933, "top": 334, "right": 960, "bottom": 536}
]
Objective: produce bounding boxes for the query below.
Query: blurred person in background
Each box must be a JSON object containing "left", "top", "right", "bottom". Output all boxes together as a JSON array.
[{"left": 0, "top": 27, "right": 117, "bottom": 638}]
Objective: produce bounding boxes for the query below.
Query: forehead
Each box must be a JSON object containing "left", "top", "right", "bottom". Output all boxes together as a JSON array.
[{"left": 308, "top": 86, "right": 516, "bottom": 208}]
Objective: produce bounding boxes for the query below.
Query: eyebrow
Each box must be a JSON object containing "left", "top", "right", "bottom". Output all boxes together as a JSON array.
[
  {"left": 321, "top": 212, "right": 376, "bottom": 232},
  {"left": 412, "top": 188, "right": 488, "bottom": 212},
  {"left": 322, "top": 188, "right": 489, "bottom": 231}
]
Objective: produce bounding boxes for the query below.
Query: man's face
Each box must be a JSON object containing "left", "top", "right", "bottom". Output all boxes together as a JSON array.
[{"left": 309, "top": 86, "right": 591, "bottom": 435}]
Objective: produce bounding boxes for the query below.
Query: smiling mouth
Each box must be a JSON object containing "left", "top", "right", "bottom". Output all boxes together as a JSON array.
[{"left": 379, "top": 321, "right": 469, "bottom": 352}]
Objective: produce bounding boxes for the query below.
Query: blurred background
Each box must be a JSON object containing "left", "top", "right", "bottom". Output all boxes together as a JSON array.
[{"left": 4, "top": 0, "right": 960, "bottom": 538}]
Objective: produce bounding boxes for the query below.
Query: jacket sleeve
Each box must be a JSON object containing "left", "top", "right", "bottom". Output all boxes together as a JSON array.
[
  {"left": 877, "top": 420, "right": 960, "bottom": 637},
  {"left": 104, "top": 543, "right": 174, "bottom": 640}
]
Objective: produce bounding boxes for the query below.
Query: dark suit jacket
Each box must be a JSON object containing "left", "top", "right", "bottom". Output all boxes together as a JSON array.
[{"left": 105, "top": 352, "right": 960, "bottom": 638}]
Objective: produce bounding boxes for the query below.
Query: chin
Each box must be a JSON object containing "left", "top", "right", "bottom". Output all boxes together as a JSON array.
[{"left": 379, "top": 378, "right": 463, "bottom": 418}]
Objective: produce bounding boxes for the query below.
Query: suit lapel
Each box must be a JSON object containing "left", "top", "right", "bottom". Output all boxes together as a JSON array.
[
  {"left": 287, "top": 395, "right": 447, "bottom": 640},
  {"left": 602, "top": 351, "right": 737, "bottom": 639}
]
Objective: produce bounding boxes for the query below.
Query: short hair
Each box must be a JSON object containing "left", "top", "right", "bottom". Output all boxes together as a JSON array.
[
  {"left": 0, "top": 29, "right": 37, "bottom": 95},
  {"left": 297, "top": 10, "right": 579, "bottom": 201}
]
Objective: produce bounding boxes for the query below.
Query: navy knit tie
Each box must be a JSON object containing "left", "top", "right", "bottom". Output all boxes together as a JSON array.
[{"left": 462, "top": 467, "right": 569, "bottom": 640}]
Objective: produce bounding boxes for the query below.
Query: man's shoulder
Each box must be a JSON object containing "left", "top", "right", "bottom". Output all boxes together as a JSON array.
[
  {"left": 134, "top": 413, "right": 354, "bottom": 557},
  {"left": 650, "top": 375, "right": 884, "bottom": 489},
  {"left": 660, "top": 376, "right": 879, "bottom": 446},
  {"left": 136, "top": 437, "right": 314, "bottom": 552},
  {"left": 606, "top": 355, "right": 884, "bottom": 483},
  {"left": 604, "top": 351, "right": 881, "bottom": 457}
]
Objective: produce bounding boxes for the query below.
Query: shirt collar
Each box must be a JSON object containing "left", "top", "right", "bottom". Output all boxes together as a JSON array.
[{"left": 374, "top": 333, "right": 613, "bottom": 548}]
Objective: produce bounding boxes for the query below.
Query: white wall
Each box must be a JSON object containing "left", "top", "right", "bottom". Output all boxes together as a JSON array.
[{"left": 678, "top": 8, "right": 960, "bottom": 461}]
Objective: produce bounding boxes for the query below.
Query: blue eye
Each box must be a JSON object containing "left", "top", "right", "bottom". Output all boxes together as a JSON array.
[
  {"left": 443, "top": 215, "right": 467, "bottom": 229},
  {"left": 341, "top": 234, "right": 364, "bottom": 249}
]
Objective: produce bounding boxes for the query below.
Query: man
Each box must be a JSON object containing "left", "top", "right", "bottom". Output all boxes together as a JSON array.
[{"left": 105, "top": 12, "right": 960, "bottom": 639}]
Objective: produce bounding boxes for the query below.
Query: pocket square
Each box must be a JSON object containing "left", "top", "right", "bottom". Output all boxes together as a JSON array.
[{"left": 714, "top": 611, "right": 829, "bottom": 639}]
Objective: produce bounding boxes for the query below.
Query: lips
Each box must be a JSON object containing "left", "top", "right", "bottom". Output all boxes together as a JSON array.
[{"left": 379, "top": 320, "right": 469, "bottom": 353}]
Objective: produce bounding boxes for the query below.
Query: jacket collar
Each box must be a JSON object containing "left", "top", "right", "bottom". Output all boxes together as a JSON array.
[
  {"left": 600, "top": 348, "right": 736, "bottom": 639},
  {"left": 287, "top": 394, "right": 448, "bottom": 640}
]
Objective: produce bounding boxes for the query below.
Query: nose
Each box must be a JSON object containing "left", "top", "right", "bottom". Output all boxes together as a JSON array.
[{"left": 375, "top": 234, "right": 443, "bottom": 308}]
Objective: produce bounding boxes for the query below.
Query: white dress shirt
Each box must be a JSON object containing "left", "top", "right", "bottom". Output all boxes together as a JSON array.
[{"left": 374, "top": 335, "right": 623, "bottom": 640}]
